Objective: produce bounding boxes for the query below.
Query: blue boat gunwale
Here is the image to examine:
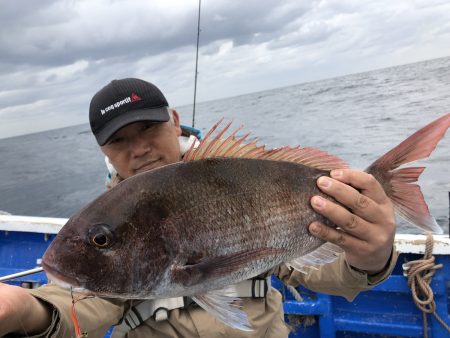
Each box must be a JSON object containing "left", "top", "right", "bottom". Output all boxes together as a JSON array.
[{"left": 1, "top": 215, "right": 450, "bottom": 337}]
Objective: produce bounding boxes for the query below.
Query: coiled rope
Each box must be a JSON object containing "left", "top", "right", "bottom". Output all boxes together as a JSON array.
[{"left": 403, "top": 233, "right": 450, "bottom": 338}]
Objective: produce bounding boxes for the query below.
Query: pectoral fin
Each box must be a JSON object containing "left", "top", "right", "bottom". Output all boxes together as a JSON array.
[{"left": 171, "top": 247, "right": 283, "bottom": 286}]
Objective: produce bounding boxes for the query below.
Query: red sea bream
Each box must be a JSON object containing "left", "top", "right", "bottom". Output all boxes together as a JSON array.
[{"left": 42, "top": 114, "right": 450, "bottom": 330}]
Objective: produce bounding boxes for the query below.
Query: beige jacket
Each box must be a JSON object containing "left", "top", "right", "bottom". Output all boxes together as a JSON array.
[{"left": 23, "top": 249, "right": 397, "bottom": 338}]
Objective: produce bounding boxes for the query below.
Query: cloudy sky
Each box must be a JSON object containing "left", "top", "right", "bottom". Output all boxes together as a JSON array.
[{"left": 1, "top": 0, "right": 450, "bottom": 138}]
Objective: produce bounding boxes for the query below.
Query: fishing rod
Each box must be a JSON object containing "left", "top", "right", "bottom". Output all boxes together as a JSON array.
[
  {"left": 0, "top": 267, "right": 44, "bottom": 282},
  {"left": 192, "top": 0, "right": 201, "bottom": 128}
]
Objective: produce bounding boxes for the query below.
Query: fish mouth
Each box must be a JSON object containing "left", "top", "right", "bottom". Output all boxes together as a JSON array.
[{"left": 41, "top": 261, "right": 86, "bottom": 292}]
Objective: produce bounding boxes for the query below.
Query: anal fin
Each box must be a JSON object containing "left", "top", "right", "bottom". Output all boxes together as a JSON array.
[{"left": 287, "top": 242, "right": 342, "bottom": 273}]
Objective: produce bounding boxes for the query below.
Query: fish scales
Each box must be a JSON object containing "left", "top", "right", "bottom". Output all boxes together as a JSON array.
[{"left": 122, "top": 158, "right": 329, "bottom": 297}]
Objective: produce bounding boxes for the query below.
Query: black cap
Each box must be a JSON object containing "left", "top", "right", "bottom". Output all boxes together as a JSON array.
[{"left": 89, "top": 78, "right": 170, "bottom": 145}]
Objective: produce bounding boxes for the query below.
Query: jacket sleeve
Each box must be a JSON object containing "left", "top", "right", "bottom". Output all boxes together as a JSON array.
[
  {"left": 20, "top": 283, "right": 125, "bottom": 338},
  {"left": 275, "top": 246, "right": 398, "bottom": 301}
]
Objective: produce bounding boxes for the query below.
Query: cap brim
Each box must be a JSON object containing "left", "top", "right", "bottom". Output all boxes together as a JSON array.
[{"left": 96, "top": 107, "right": 170, "bottom": 146}]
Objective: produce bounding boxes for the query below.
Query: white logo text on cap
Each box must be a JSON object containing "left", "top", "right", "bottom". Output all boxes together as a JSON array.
[{"left": 100, "top": 96, "right": 132, "bottom": 115}]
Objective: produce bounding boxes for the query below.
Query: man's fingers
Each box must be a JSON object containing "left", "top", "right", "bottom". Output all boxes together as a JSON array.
[
  {"left": 310, "top": 169, "right": 397, "bottom": 273},
  {"left": 309, "top": 222, "right": 364, "bottom": 252},
  {"left": 329, "top": 169, "right": 388, "bottom": 204},
  {"left": 315, "top": 176, "right": 381, "bottom": 224},
  {"left": 311, "top": 195, "right": 372, "bottom": 238}
]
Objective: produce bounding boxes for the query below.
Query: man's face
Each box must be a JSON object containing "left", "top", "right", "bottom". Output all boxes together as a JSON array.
[{"left": 101, "top": 111, "right": 182, "bottom": 179}]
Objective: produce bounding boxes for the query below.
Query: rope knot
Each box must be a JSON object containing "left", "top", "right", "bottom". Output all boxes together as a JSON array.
[{"left": 402, "top": 233, "right": 449, "bottom": 337}]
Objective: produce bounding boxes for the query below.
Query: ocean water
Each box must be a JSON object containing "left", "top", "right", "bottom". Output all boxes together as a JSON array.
[{"left": 0, "top": 57, "right": 449, "bottom": 233}]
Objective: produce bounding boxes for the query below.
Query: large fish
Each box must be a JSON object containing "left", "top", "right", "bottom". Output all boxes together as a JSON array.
[{"left": 42, "top": 114, "right": 450, "bottom": 330}]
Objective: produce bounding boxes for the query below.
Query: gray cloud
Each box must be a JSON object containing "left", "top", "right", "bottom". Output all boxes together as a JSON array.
[
  {"left": 1, "top": 0, "right": 450, "bottom": 138},
  {"left": 0, "top": 0, "right": 310, "bottom": 67}
]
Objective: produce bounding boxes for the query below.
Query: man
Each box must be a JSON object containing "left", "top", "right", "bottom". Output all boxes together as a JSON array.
[{"left": 0, "top": 78, "right": 397, "bottom": 337}]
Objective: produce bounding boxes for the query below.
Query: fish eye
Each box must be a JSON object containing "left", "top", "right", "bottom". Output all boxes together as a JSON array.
[
  {"left": 88, "top": 224, "right": 114, "bottom": 249},
  {"left": 92, "top": 233, "right": 109, "bottom": 247}
]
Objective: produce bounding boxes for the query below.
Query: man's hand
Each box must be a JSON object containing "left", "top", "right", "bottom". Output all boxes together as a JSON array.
[
  {"left": 308, "top": 169, "right": 396, "bottom": 274},
  {"left": 0, "top": 283, "right": 52, "bottom": 336}
]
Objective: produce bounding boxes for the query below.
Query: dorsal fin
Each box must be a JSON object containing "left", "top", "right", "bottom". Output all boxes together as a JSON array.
[{"left": 184, "top": 119, "right": 348, "bottom": 171}]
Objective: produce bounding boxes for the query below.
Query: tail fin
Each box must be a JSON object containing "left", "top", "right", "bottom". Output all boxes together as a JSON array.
[{"left": 366, "top": 113, "right": 450, "bottom": 234}]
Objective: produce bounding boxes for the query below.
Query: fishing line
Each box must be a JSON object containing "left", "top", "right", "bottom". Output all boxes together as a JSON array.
[{"left": 70, "top": 286, "right": 94, "bottom": 338}]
